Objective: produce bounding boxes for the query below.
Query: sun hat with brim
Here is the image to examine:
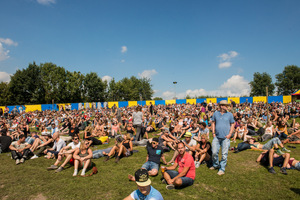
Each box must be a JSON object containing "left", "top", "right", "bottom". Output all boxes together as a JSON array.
[
  {"left": 184, "top": 132, "right": 192, "bottom": 137},
  {"left": 135, "top": 169, "right": 151, "bottom": 186},
  {"left": 219, "top": 100, "right": 230, "bottom": 106}
]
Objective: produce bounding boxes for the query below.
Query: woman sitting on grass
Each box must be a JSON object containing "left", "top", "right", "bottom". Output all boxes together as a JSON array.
[
  {"left": 232, "top": 121, "right": 248, "bottom": 143},
  {"left": 260, "top": 121, "right": 274, "bottom": 142},
  {"left": 115, "top": 134, "right": 133, "bottom": 163},
  {"left": 125, "top": 121, "right": 136, "bottom": 138},
  {"left": 194, "top": 134, "right": 212, "bottom": 168},
  {"left": 248, "top": 137, "right": 290, "bottom": 155},
  {"left": 84, "top": 126, "right": 102, "bottom": 146},
  {"left": 73, "top": 140, "right": 93, "bottom": 176},
  {"left": 103, "top": 136, "right": 129, "bottom": 163}
]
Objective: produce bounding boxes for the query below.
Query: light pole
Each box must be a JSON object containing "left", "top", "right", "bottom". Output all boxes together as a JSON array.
[{"left": 173, "top": 81, "right": 177, "bottom": 99}]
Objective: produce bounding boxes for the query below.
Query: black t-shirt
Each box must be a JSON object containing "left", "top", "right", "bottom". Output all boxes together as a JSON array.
[
  {"left": 198, "top": 141, "right": 212, "bottom": 156},
  {"left": 0, "top": 136, "right": 12, "bottom": 152},
  {"left": 147, "top": 144, "right": 164, "bottom": 164},
  {"left": 260, "top": 151, "right": 284, "bottom": 166},
  {"left": 69, "top": 127, "right": 79, "bottom": 137}
]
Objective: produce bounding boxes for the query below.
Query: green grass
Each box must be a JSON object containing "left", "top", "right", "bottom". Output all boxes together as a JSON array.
[{"left": 1, "top": 126, "right": 300, "bottom": 199}]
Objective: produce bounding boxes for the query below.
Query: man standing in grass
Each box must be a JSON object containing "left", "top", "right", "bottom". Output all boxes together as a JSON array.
[
  {"left": 210, "top": 100, "right": 235, "bottom": 175},
  {"left": 124, "top": 168, "right": 163, "bottom": 200}
]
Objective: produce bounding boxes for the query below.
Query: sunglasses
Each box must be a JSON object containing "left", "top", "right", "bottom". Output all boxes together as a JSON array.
[{"left": 73, "top": 138, "right": 79, "bottom": 140}]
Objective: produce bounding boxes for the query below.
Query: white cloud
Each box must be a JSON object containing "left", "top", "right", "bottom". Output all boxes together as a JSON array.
[
  {"left": 0, "top": 38, "right": 18, "bottom": 46},
  {"left": 0, "top": 72, "right": 11, "bottom": 82},
  {"left": 219, "top": 75, "right": 250, "bottom": 96},
  {"left": 138, "top": 69, "right": 157, "bottom": 80},
  {"left": 121, "top": 46, "right": 127, "bottom": 53},
  {"left": 218, "top": 51, "right": 238, "bottom": 69},
  {"left": 0, "top": 38, "right": 18, "bottom": 61},
  {"left": 37, "top": 0, "right": 56, "bottom": 5},
  {"left": 0, "top": 43, "right": 10, "bottom": 61},
  {"left": 121, "top": 59, "right": 125, "bottom": 63},
  {"left": 161, "top": 75, "right": 250, "bottom": 99},
  {"left": 102, "top": 75, "right": 112, "bottom": 83},
  {"left": 218, "top": 62, "right": 232, "bottom": 68}
]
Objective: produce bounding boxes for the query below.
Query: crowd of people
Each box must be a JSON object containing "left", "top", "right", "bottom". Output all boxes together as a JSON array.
[{"left": 0, "top": 100, "right": 300, "bottom": 199}]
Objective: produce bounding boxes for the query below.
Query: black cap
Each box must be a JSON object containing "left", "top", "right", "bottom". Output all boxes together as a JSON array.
[{"left": 135, "top": 169, "right": 151, "bottom": 186}]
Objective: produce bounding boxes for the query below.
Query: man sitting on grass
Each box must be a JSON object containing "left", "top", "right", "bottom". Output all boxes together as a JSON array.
[
  {"left": 128, "top": 138, "right": 167, "bottom": 181},
  {"left": 124, "top": 168, "right": 163, "bottom": 200},
  {"left": 162, "top": 142, "right": 195, "bottom": 190},
  {"left": 9, "top": 134, "right": 31, "bottom": 165},
  {"left": 47, "top": 136, "right": 81, "bottom": 173}
]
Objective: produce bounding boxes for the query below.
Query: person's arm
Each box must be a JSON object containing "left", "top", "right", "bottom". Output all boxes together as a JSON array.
[
  {"left": 226, "top": 123, "right": 235, "bottom": 139},
  {"left": 129, "top": 141, "right": 133, "bottom": 152},
  {"left": 171, "top": 166, "right": 190, "bottom": 182},
  {"left": 82, "top": 148, "right": 93, "bottom": 161},
  {"left": 9, "top": 144, "right": 18, "bottom": 151},
  {"left": 73, "top": 149, "right": 80, "bottom": 160},
  {"left": 211, "top": 121, "right": 215, "bottom": 138},
  {"left": 161, "top": 153, "right": 167, "bottom": 165},
  {"left": 183, "top": 141, "right": 195, "bottom": 152},
  {"left": 166, "top": 162, "right": 178, "bottom": 170},
  {"left": 38, "top": 138, "right": 54, "bottom": 148},
  {"left": 123, "top": 195, "right": 134, "bottom": 200}
]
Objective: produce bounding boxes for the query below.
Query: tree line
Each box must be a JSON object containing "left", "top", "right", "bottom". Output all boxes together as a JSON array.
[
  {"left": 249, "top": 65, "right": 300, "bottom": 96},
  {"left": 0, "top": 62, "right": 153, "bottom": 105}
]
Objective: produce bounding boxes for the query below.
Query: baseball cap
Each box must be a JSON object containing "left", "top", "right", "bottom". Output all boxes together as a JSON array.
[
  {"left": 135, "top": 169, "right": 151, "bottom": 186},
  {"left": 184, "top": 132, "right": 192, "bottom": 137}
]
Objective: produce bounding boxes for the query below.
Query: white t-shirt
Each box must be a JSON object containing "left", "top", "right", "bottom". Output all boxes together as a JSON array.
[{"left": 67, "top": 141, "right": 81, "bottom": 149}]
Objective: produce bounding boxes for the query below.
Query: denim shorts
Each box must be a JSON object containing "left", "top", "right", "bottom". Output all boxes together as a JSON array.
[
  {"left": 141, "top": 161, "right": 159, "bottom": 171},
  {"left": 166, "top": 170, "right": 194, "bottom": 188},
  {"left": 295, "top": 162, "right": 300, "bottom": 171}
]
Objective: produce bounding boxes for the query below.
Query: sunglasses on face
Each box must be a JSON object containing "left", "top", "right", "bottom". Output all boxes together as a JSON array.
[{"left": 73, "top": 138, "right": 79, "bottom": 140}]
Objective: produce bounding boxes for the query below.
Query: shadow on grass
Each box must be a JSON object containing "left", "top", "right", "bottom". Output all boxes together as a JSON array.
[{"left": 290, "top": 188, "right": 300, "bottom": 195}]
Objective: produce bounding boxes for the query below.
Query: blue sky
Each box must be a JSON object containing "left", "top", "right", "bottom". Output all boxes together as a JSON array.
[{"left": 1, "top": 0, "right": 299, "bottom": 99}]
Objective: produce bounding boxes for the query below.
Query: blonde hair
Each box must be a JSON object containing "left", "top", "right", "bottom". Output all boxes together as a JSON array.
[{"left": 201, "top": 134, "right": 208, "bottom": 142}]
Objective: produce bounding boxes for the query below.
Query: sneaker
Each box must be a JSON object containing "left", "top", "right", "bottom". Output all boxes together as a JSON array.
[
  {"left": 282, "top": 147, "right": 291, "bottom": 152},
  {"left": 20, "top": 158, "right": 25, "bottom": 163},
  {"left": 55, "top": 167, "right": 64, "bottom": 173},
  {"left": 209, "top": 166, "right": 217, "bottom": 170},
  {"left": 161, "top": 179, "right": 167, "bottom": 184},
  {"left": 217, "top": 170, "right": 225, "bottom": 176},
  {"left": 47, "top": 165, "right": 58, "bottom": 170},
  {"left": 103, "top": 156, "right": 110, "bottom": 162},
  {"left": 115, "top": 156, "right": 120, "bottom": 163},
  {"left": 16, "top": 159, "right": 20, "bottom": 165},
  {"left": 31, "top": 155, "right": 39, "bottom": 159},
  {"left": 275, "top": 149, "right": 284, "bottom": 155},
  {"left": 280, "top": 167, "right": 288, "bottom": 175},
  {"left": 195, "top": 161, "right": 200, "bottom": 168},
  {"left": 268, "top": 167, "right": 276, "bottom": 174},
  {"left": 166, "top": 184, "right": 175, "bottom": 190},
  {"left": 73, "top": 171, "right": 78, "bottom": 176}
]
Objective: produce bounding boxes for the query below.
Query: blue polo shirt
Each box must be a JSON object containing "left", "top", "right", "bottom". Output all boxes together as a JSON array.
[
  {"left": 212, "top": 111, "right": 235, "bottom": 139},
  {"left": 130, "top": 186, "right": 164, "bottom": 200}
]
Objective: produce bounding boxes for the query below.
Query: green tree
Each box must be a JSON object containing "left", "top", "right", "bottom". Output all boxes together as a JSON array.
[
  {"left": 275, "top": 65, "right": 300, "bottom": 95},
  {"left": 0, "top": 82, "right": 11, "bottom": 105},
  {"left": 153, "top": 97, "right": 163, "bottom": 100},
  {"left": 83, "top": 72, "right": 106, "bottom": 102},
  {"left": 249, "top": 72, "right": 275, "bottom": 96},
  {"left": 65, "top": 71, "right": 84, "bottom": 103},
  {"left": 9, "top": 62, "right": 42, "bottom": 104},
  {"left": 40, "top": 63, "right": 67, "bottom": 104}
]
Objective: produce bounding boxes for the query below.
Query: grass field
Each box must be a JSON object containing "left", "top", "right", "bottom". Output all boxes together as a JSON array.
[{"left": 1, "top": 122, "right": 300, "bottom": 200}]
